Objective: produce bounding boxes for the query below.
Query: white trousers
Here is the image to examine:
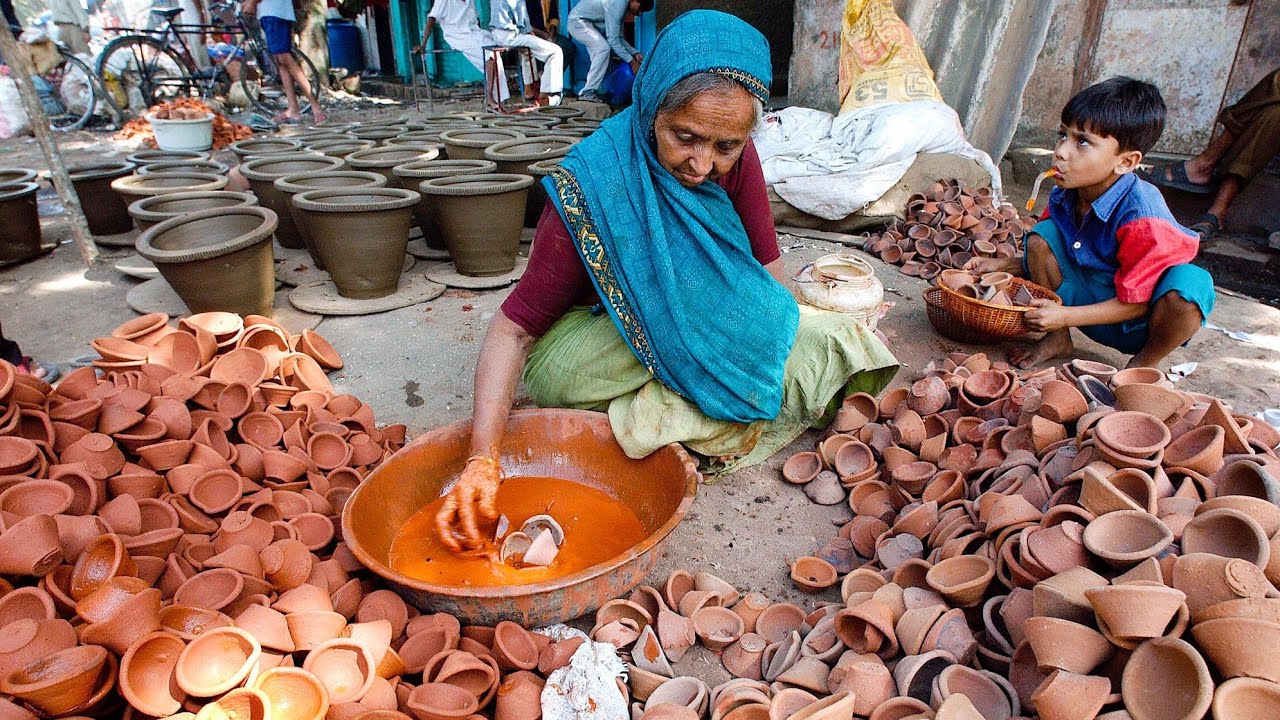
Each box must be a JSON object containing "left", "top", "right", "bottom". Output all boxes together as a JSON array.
[
  {"left": 442, "top": 27, "right": 509, "bottom": 101},
  {"left": 567, "top": 17, "right": 611, "bottom": 93},
  {"left": 491, "top": 29, "right": 563, "bottom": 94}
]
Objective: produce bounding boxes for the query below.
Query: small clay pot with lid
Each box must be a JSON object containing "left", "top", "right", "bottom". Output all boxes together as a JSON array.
[
  {"left": 418, "top": 173, "right": 534, "bottom": 276},
  {"left": 136, "top": 206, "right": 278, "bottom": 317},
  {"left": 273, "top": 170, "right": 387, "bottom": 268},
  {"left": 393, "top": 159, "right": 496, "bottom": 252},
  {"left": 0, "top": 182, "right": 42, "bottom": 262},
  {"left": 439, "top": 127, "right": 527, "bottom": 161},
  {"left": 110, "top": 171, "right": 229, "bottom": 204},
  {"left": 128, "top": 190, "right": 260, "bottom": 233},
  {"left": 240, "top": 153, "right": 345, "bottom": 249},
  {"left": 346, "top": 146, "right": 441, "bottom": 185},
  {"left": 292, "top": 187, "right": 420, "bottom": 299},
  {"left": 68, "top": 161, "right": 137, "bottom": 235},
  {"left": 229, "top": 137, "right": 304, "bottom": 160}
]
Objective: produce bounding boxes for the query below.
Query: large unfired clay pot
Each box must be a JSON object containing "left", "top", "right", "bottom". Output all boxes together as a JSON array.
[
  {"left": 0, "top": 182, "right": 42, "bottom": 262},
  {"left": 135, "top": 206, "right": 278, "bottom": 317},
  {"left": 292, "top": 187, "right": 420, "bottom": 299},
  {"left": 240, "top": 154, "right": 345, "bottom": 249},
  {"left": 0, "top": 167, "right": 38, "bottom": 187},
  {"left": 392, "top": 159, "right": 496, "bottom": 252},
  {"left": 419, "top": 173, "right": 533, "bottom": 276},
  {"left": 69, "top": 161, "right": 137, "bottom": 235},
  {"left": 273, "top": 170, "right": 387, "bottom": 269},
  {"left": 345, "top": 146, "right": 440, "bottom": 185},
  {"left": 128, "top": 191, "right": 259, "bottom": 233},
  {"left": 526, "top": 157, "right": 564, "bottom": 228},
  {"left": 439, "top": 128, "right": 526, "bottom": 161},
  {"left": 137, "top": 160, "right": 231, "bottom": 177},
  {"left": 485, "top": 137, "right": 575, "bottom": 228},
  {"left": 110, "top": 172, "right": 229, "bottom": 211},
  {"left": 126, "top": 150, "right": 211, "bottom": 166},
  {"left": 228, "top": 138, "right": 303, "bottom": 161}
]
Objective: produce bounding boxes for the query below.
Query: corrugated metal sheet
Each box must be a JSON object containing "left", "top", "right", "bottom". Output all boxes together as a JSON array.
[{"left": 894, "top": 0, "right": 1057, "bottom": 162}]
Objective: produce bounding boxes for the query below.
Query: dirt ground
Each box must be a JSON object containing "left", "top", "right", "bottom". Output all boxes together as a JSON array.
[{"left": 4, "top": 100, "right": 1280, "bottom": 679}]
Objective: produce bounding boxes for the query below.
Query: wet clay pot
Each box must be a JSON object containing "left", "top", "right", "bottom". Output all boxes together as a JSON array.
[
  {"left": 418, "top": 173, "right": 534, "bottom": 276},
  {"left": 110, "top": 172, "right": 229, "bottom": 207},
  {"left": 273, "top": 170, "right": 387, "bottom": 269},
  {"left": 346, "top": 146, "right": 440, "bottom": 185},
  {"left": 240, "top": 154, "right": 345, "bottom": 249},
  {"left": 229, "top": 138, "right": 303, "bottom": 161},
  {"left": 137, "top": 160, "right": 231, "bottom": 176},
  {"left": 136, "top": 206, "right": 278, "bottom": 317},
  {"left": 69, "top": 161, "right": 137, "bottom": 235},
  {"left": 292, "top": 187, "right": 420, "bottom": 299},
  {"left": 393, "top": 159, "right": 496, "bottom": 252},
  {"left": 439, "top": 128, "right": 527, "bottom": 161},
  {"left": 525, "top": 157, "right": 564, "bottom": 228},
  {"left": 0, "top": 182, "right": 42, "bottom": 262},
  {"left": 128, "top": 190, "right": 260, "bottom": 233},
  {"left": 483, "top": 135, "right": 574, "bottom": 181}
]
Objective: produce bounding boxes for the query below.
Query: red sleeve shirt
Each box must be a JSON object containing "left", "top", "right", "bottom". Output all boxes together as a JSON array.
[{"left": 501, "top": 138, "right": 781, "bottom": 338}]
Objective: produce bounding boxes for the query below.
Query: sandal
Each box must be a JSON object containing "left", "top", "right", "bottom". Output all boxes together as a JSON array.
[
  {"left": 1139, "top": 162, "right": 1215, "bottom": 195},
  {"left": 1188, "top": 213, "right": 1220, "bottom": 239},
  {"left": 16, "top": 356, "right": 59, "bottom": 384}
]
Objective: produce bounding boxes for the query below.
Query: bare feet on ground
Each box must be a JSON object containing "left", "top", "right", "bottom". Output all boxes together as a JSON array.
[{"left": 1009, "top": 329, "right": 1074, "bottom": 369}]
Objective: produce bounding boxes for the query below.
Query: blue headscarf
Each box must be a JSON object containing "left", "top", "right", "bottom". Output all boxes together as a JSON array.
[{"left": 544, "top": 10, "right": 798, "bottom": 423}]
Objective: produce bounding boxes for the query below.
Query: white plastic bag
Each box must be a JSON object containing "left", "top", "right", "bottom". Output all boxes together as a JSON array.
[
  {"left": 0, "top": 76, "right": 32, "bottom": 139},
  {"left": 541, "top": 639, "right": 627, "bottom": 720}
]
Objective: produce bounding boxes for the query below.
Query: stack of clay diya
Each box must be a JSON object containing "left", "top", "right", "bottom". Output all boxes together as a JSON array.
[
  {"left": 935, "top": 270, "right": 1035, "bottom": 307},
  {"left": 772, "top": 352, "right": 1280, "bottom": 719},
  {"left": 858, "top": 179, "right": 1033, "bottom": 281}
]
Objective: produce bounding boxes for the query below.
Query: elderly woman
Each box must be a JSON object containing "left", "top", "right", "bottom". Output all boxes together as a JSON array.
[{"left": 437, "top": 11, "right": 898, "bottom": 549}]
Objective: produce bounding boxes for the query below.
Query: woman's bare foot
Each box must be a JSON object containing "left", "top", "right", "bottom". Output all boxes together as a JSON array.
[{"left": 1009, "top": 329, "right": 1073, "bottom": 369}]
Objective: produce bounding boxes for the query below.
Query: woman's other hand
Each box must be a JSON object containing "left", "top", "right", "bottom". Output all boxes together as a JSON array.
[{"left": 435, "top": 455, "right": 502, "bottom": 551}]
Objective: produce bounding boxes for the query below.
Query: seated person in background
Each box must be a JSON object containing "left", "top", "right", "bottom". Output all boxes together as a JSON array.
[
  {"left": 968, "top": 77, "right": 1215, "bottom": 370},
  {"left": 526, "top": 0, "right": 574, "bottom": 78},
  {"left": 1142, "top": 67, "right": 1280, "bottom": 239},
  {"left": 489, "top": 0, "right": 563, "bottom": 106},
  {"left": 412, "top": 0, "right": 509, "bottom": 107}
]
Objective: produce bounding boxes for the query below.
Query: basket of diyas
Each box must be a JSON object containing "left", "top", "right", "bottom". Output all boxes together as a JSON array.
[{"left": 930, "top": 268, "right": 1061, "bottom": 339}]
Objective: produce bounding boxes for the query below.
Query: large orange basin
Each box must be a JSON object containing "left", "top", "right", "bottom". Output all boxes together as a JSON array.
[{"left": 341, "top": 409, "right": 699, "bottom": 627}]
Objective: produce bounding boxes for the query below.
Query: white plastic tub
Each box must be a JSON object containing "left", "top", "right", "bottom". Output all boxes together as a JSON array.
[{"left": 146, "top": 112, "right": 214, "bottom": 152}]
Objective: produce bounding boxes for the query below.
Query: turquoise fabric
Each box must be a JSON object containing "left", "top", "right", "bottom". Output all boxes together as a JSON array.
[
  {"left": 1027, "top": 219, "right": 1216, "bottom": 355},
  {"left": 542, "top": 10, "right": 799, "bottom": 424}
]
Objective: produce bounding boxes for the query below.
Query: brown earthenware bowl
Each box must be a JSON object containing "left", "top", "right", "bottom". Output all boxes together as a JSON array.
[{"left": 342, "top": 409, "right": 698, "bottom": 626}]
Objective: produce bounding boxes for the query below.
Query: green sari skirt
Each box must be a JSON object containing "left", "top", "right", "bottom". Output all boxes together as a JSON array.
[{"left": 523, "top": 305, "right": 900, "bottom": 475}]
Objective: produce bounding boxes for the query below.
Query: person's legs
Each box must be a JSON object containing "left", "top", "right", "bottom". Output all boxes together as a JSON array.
[
  {"left": 1129, "top": 263, "right": 1215, "bottom": 368},
  {"left": 261, "top": 16, "right": 324, "bottom": 122},
  {"left": 504, "top": 33, "right": 564, "bottom": 96},
  {"left": 568, "top": 18, "right": 609, "bottom": 94},
  {"left": 1010, "top": 232, "right": 1074, "bottom": 368}
]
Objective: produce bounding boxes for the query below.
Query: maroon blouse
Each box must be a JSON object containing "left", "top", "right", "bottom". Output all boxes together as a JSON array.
[{"left": 501, "top": 139, "right": 781, "bottom": 338}]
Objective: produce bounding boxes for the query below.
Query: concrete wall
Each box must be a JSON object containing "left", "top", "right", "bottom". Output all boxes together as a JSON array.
[{"left": 1013, "top": 0, "right": 1280, "bottom": 154}]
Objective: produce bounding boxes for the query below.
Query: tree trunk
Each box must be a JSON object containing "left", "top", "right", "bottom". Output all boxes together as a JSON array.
[{"left": 294, "top": 0, "right": 330, "bottom": 81}]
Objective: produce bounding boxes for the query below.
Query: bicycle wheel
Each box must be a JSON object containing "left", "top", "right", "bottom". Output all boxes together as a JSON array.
[
  {"left": 96, "top": 35, "right": 191, "bottom": 111},
  {"left": 41, "top": 51, "right": 97, "bottom": 131},
  {"left": 238, "top": 48, "right": 322, "bottom": 116}
]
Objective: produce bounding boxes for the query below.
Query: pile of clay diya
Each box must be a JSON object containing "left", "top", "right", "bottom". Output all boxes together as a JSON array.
[
  {"left": 769, "top": 351, "right": 1280, "bottom": 719},
  {"left": 858, "top": 179, "right": 1034, "bottom": 281}
]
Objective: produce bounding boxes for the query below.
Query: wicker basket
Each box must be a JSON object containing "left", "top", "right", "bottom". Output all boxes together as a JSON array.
[
  {"left": 935, "top": 277, "right": 1062, "bottom": 338},
  {"left": 924, "top": 288, "right": 1003, "bottom": 345}
]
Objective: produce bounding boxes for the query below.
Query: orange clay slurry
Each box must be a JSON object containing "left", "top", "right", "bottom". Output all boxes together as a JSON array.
[
  {"left": 1026, "top": 168, "right": 1058, "bottom": 211},
  {"left": 388, "top": 476, "right": 648, "bottom": 587}
]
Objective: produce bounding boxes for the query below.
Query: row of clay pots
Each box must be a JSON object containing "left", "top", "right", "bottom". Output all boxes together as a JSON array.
[
  {"left": 858, "top": 179, "right": 1035, "bottom": 280},
  {"left": 771, "top": 351, "right": 1280, "bottom": 719},
  {"left": 0, "top": 310, "right": 474, "bottom": 720}
]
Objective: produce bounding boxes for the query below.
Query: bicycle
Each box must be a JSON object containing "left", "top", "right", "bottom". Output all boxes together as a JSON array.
[
  {"left": 0, "top": 30, "right": 98, "bottom": 131},
  {"left": 94, "top": 1, "right": 321, "bottom": 117}
]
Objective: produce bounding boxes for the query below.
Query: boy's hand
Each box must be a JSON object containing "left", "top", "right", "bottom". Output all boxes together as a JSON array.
[
  {"left": 963, "top": 256, "right": 1021, "bottom": 276},
  {"left": 1025, "top": 298, "right": 1070, "bottom": 332}
]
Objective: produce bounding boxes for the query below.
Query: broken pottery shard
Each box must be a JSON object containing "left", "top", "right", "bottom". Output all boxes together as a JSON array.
[{"left": 523, "top": 528, "right": 560, "bottom": 567}]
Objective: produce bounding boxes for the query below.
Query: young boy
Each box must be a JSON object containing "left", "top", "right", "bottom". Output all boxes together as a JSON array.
[{"left": 968, "top": 77, "right": 1215, "bottom": 370}]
